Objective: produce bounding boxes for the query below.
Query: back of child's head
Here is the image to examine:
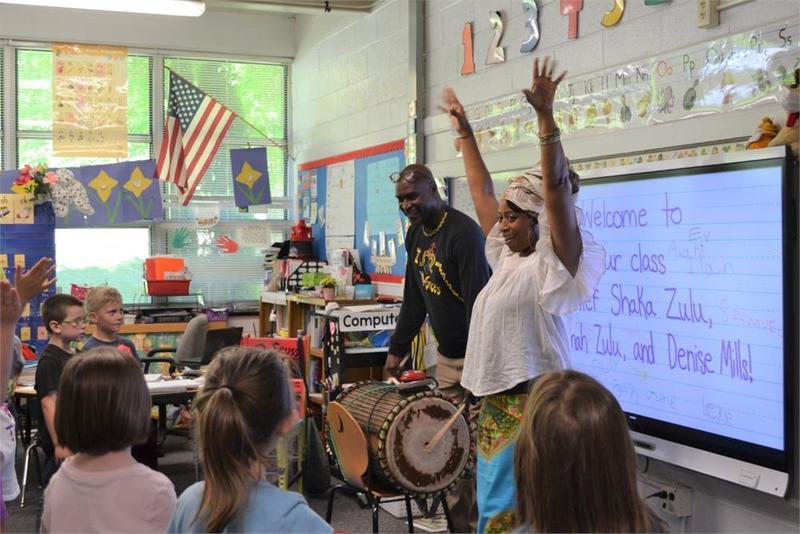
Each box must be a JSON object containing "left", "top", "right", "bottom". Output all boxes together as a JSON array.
[
  {"left": 55, "top": 346, "right": 150, "bottom": 455},
  {"left": 84, "top": 286, "right": 122, "bottom": 314},
  {"left": 193, "top": 346, "right": 293, "bottom": 532},
  {"left": 514, "top": 370, "right": 654, "bottom": 533},
  {"left": 41, "top": 294, "right": 84, "bottom": 335}
]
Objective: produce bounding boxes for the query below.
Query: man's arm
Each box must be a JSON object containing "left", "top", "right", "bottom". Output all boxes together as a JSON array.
[{"left": 386, "top": 236, "right": 428, "bottom": 376}]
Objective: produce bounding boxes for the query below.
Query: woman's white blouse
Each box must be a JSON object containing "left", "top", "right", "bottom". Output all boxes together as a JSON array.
[{"left": 461, "top": 223, "right": 606, "bottom": 397}]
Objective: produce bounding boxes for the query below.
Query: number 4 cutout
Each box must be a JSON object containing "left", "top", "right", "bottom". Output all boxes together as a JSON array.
[{"left": 561, "top": 0, "right": 583, "bottom": 39}]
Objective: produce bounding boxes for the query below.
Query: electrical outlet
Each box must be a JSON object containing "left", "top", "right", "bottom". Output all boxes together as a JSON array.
[
  {"left": 698, "top": 0, "right": 720, "bottom": 28},
  {"left": 656, "top": 482, "right": 693, "bottom": 517}
]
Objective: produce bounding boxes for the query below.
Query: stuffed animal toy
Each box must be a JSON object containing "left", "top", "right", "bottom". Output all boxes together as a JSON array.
[
  {"left": 745, "top": 117, "right": 780, "bottom": 149},
  {"left": 768, "top": 68, "right": 799, "bottom": 157},
  {"left": 50, "top": 168, "right": 95, "bottom": 218}
]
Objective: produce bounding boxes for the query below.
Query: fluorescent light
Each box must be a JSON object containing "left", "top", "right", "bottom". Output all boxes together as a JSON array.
[{"left": 0, "top": 0, "right": 206, "bottom": 17}]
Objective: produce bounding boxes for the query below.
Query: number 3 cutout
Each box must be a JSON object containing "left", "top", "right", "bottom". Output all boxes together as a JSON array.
[{"left": 521, "top": 0, "right": 541, "bottom": 53}]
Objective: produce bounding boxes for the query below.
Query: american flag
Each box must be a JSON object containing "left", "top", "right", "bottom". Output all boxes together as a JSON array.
[{"left": 155, "top": 71, "right": 236, "bottom": 205}]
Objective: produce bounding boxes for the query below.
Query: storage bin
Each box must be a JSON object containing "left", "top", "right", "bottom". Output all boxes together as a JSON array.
[
  {"left": 144, "top": 279, "right": 191, "bottom": 296},
  {"left": 145, "top": 257, "right": 185, "bottom": 280}
]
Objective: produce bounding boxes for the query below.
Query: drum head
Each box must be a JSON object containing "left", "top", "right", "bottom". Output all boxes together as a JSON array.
[{"left": 384, "top": 396, "right": 470, "bottom": 494}]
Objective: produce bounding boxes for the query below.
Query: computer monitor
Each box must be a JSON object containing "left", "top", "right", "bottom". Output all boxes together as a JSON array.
[{"left": 202, "top": 326, "right": 244, "bottom": 364}]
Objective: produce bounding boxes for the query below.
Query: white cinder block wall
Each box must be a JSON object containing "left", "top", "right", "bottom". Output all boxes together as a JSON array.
[
  {"left": 425, "top": 0, "right": 800, "bottom": 179},
  {"left": 292, "top": 1, "right": 799, "bottom": 532},
  {"left": 292, "top": 1, "right": 411, "bottom": 164}
]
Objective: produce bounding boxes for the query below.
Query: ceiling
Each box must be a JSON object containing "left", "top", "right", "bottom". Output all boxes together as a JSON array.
[{"left": 205, "top": 0, "right": 379, "bottom": 15}]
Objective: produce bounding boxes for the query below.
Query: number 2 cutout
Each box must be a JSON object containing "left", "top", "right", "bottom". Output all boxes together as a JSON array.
[
  {"left": 486, "top": 11, "right": 505, "bottom": 64},
  {"left": 521, "top": 0, "right": 541, "bottom": 53}
]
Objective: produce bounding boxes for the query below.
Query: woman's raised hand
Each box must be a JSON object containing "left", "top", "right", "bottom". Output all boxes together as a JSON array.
[
  {"left": 522, "top": 57, "right": 566, "bottom": 113},
  {"left": 440, "top": 87, "right": 472, "bottom": 138}
]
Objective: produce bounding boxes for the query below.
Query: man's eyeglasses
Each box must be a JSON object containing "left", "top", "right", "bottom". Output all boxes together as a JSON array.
[
  {"left": 61, "top": 318, "right": 87, "bottom": 327},
  {"left": 389, "top": 171, "right": 431, "bottom": 184}
]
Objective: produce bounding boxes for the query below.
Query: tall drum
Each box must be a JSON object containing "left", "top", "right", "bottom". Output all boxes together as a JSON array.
[{"left": 335, "top": 381, "right": 471, "bottom": 496}]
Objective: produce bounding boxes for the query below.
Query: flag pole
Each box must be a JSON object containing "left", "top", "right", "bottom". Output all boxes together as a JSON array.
[{"left": 164, "top": 66, "right": 289, "bottom": 156}]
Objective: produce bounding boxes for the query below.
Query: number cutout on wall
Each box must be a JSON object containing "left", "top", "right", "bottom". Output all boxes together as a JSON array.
[
  {"left": 600, "top": 0, "right": 624, "bottom": 27},
  {"left": 560, "top": 0, "right": 583, "bottom": 40},
  {"left": 520, "top": 0, "right": 541, "bottom": 53},
  {"left": 486, "top": 11, "right": 506, "bottom": 64},
  {"left": 461, "top": 22, "right": 475, "bottom": 75}
]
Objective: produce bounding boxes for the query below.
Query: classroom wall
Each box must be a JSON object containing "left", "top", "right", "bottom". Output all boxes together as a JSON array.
[
  {"left": 0, "top": 4, "right": 295, "bottom": 58},
  {"left": 290, "top": 0, "right": 800, "bottom": 532},
  {"left": 291, "top": 0, "right": 409, "bottom": 164},
  {"left": 424, "top": 0, "right": 799, "bottom": 179}
]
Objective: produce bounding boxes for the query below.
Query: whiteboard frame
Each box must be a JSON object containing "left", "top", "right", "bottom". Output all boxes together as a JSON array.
[{"left": 577, "top": 145, "right": 796, "bottom": 497}]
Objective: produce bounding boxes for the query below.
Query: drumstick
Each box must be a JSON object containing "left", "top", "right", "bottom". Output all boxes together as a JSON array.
[{"left": 424, "top": 401, "right": 466, "bottom": 451}]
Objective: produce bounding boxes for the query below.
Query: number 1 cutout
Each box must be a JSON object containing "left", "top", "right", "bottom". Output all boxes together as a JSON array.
[{"left": 461, "top": 22, "right": 475, "bottom": 75}]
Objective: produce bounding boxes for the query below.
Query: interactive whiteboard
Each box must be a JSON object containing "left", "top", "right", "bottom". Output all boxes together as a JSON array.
[{"left": 565, "top": 147, "right": 795, "bottom": 495}]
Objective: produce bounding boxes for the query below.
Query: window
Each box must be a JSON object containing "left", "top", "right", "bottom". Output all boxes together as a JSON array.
[
  {"left": 55, "top": 228, "right": 151, "bottom": 304},
  {"left": 4, "top": 46, "right": 290, "bottom": 307},
  {"left": 15, "top": 49, "right": 152, "bottom": 167},
  {"left": 159, "top": 57, "right": 289, "bottom": 305}
]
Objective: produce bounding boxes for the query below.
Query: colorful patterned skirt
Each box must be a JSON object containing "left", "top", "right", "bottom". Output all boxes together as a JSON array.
[{"left": 476, "top": 392, "right": 528, "bottom": 533}]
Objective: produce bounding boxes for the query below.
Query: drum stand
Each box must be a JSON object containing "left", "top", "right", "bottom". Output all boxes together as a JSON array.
[{"left": 325, "top": 483, "right": 453, "bottom": 533}]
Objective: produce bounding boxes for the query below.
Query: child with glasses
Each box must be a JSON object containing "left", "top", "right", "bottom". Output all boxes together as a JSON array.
[{"left": 34, "top": 294, "right": 86, "bottom": 485}]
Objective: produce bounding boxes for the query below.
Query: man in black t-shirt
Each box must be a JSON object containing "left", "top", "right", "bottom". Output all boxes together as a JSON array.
[
  {"left": 385, "top": 163, "right": 490, "bottom": 532},
  {"left": 34, "top": 294, "right": 86, "bottom": 485}
]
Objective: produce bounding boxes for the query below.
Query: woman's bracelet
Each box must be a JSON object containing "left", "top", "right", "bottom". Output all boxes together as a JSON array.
[
  {"left": 538, "top": 129, "right": 561, "bottom": 146},
  {"left": 538, "top": 128, "right": 560, "bottom": 142},
  {"left": 458, "top": 131, "right": 474, "bottom": 139}
]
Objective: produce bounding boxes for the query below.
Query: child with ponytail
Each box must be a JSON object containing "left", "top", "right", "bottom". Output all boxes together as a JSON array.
[{"left": 168, "top": 346, "right": 332, "bottom": 533}]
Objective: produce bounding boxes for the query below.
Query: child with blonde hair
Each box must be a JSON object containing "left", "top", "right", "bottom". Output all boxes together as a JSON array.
[
  {"left": 83, "top": 286, "right": 138, "bottom": 359},
  {"left": 42, "top": 346, "right": 176, "bottom": 532},
  {"left": 169, "top": 346, "right": 331, "bottom": 533},
  {"left": 515, "top": 370, "right": 663, "bottom": 533}
]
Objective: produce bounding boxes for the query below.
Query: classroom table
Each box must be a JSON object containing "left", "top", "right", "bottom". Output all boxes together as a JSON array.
[{"left": 12, "top": 378, "right": 200, "bottom": 446}]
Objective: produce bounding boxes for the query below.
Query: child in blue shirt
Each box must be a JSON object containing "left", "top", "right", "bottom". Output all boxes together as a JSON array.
[
  {"left": 168, "top": 347, "right": 331, "bottom": 533},
  {"left": 82, "top": 287, "right": 138, "bottom": 360}
]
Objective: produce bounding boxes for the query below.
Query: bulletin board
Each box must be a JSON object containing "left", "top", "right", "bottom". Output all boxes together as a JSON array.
[
  {"left": 298, "top": 140, "right": 406, "bottom": 276},
  {"left": 0, "top": 203, "right": 57, "bottom": 354}
]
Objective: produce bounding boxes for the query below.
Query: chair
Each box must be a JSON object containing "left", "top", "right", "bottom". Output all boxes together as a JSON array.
[
  {"left": 325, "top": 401, "right": 454, "bottom": 533},
  {"left": 18, "top": 398, "right": 45, "bottom": 508},
  {"left": 141, "top": 315, "right": 208, "bottom": 455},
  {"left": 142, "top": 314, "right": 209, "bottom": 373}
]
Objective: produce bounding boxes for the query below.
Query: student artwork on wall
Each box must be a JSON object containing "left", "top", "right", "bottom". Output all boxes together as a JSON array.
[
  {"left": 0, "top": 159, "right": 162, "bottom": 226},
  {"left": 298, "top": 140, "right": 406, "bottom": 276},
  {"left": 52, "top": 43, "right": 128, "bottom": 158},
  {"left": 0, "top": 203, "right": 57, "bottom": 354},
  {"left": 457, "top": 21, "right": 798, "bottom": 153},
  {"left": 230, "top": 147, "right": 271, "bottom": 208}
]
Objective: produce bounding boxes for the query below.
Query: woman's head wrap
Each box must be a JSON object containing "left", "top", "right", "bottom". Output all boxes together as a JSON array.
[{"left": 501, "top": 164, "right": 579, "bottom": 217}]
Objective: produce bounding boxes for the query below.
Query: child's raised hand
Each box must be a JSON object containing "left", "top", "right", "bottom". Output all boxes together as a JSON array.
[
  {"left": 0, "top": 280, "right": 22, "bottom": 326},
  {"left": 523, "top": 56, "right": 566, "bottom": 112},
  {"left": 15, "top": 257, "right": 56, "bottom": 304}
]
